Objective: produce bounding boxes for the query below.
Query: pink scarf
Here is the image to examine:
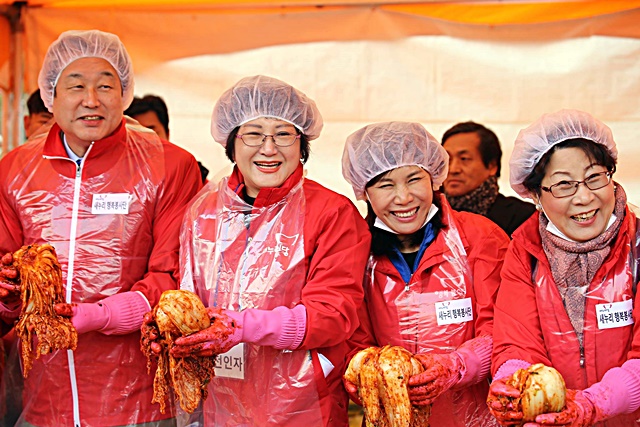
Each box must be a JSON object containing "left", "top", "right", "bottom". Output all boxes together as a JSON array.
[{"left": 539, "top": 185, "right": 626, "bottom": 346}]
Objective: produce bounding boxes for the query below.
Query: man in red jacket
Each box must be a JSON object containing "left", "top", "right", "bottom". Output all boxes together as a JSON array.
[{"left": 0, "top": 30, "right": 202, "bottom": 426}]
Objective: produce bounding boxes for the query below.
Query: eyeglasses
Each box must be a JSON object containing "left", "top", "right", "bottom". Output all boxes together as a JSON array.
[
  {"left": 236, "top": 132, "right": 300, "bottom": 147},
  {"left": 540, "top": 170, "right": 614, "bottom": 198}
]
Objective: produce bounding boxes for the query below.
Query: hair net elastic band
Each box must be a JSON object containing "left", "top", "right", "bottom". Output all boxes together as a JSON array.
[{"left": 237, "top": 115, "right": 303, "bottom": 133}]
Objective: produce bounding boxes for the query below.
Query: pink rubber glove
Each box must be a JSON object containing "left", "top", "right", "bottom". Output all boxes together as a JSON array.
[
  {"left": 171, "top": 305, "right": 306, "bottom": 358},
  {"left": 0, "top": 251, "right": 21, "bottom": 308},
  {"left": 171, "top": 307, "right": 242, "bottom": 357},
  {"left": 529, "top": 359, "right": 640, "bottom": 426},
  {"left": 343, "top": 376, "right": 363, "bottom": 406},
  {"left": 54, "top": 291, "right": 151, "bottom": 335},
  {"left": 486, "top": 377, "right": 525, "bottom": 426},
  {"left": 408, "top": 352, "right": 464, "bottom": 405},
  {"left": 524, "top": 389, "right": 595, "bottom": 427}
]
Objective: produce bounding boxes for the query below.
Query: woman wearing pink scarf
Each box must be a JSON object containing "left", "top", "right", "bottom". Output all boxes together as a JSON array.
[{"left": 488, "top": 109, "right": 640, "bottom": 427}]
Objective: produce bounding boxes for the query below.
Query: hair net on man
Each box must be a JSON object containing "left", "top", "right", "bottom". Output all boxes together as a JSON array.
[
  {"left": 210, "top": 75, "right": 323, "bottom": 146},
  {"left": 38, "top": 30, "right": 134, "bottom": 112},
  {"left": 342, "top": 121, "right": 449, "bottom": 201},
  {"left": 510, "top": 109, "right": 618, "bottom": 198}
]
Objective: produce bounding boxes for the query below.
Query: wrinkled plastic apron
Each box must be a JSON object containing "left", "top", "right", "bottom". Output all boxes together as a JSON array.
[
  {"left": 534, "top": 217, "right": 640, "bottom": 427},
  {"left": 367, "top": 208, "right": 495, "bottom": 427},
  {"left": 197, "top": 178, "right": 323, "bottom": 426}
]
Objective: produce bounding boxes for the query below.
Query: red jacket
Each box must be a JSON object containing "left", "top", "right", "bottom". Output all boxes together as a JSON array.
[
  {"left": 180, "top": 164, "right": 371, "bottom": 426},
  {"left": 348, "top": 195, "right": 509, "bottom": 427},
  {"left": 0, "top": 119, "right": 202, "bottom": 426},
  {"left": 492, "top": 209, "right": 640, "bottom": 426}
]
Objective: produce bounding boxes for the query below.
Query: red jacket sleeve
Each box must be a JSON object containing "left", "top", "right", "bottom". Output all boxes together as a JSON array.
[
  {"left": 491, "top": 241, "right": 552, "bottom": 375},
  {"left": 129, "top": 142, "right": 202, "bottom": 307},
  {"left": 299, "top": 194, "right": 371, "bottom": 350},
  {"left": 462, "top": 214, "right": 510, "bottom": 339}
]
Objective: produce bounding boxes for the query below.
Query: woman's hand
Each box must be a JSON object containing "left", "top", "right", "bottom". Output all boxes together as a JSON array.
[
  {"left": 408, "top": 352, "right": 463, "bottom": 405},
  {"left": 524, "top": 389, "right": 595, "bottom": 427},
  {"left": 486, "top": 377, "right": 525, "bottom": 426},
  {"left": 170, "top": 308, "right": 242, "bottom": 357}
]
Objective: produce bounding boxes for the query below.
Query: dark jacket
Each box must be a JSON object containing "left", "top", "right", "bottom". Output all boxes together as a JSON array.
[{"left": 486, "top": 193, "right": 536, "bottom": 237}]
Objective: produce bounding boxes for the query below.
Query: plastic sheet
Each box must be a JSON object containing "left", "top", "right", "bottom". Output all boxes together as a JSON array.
[
  {"left": 362, "top": 197, "right": 501, "bottom": 427},
  {"left": 180, "top": 177, "right": 324, "bottom": 426},
  {"left": 0, "top": 120, "right": 185, "bottom": 426}
]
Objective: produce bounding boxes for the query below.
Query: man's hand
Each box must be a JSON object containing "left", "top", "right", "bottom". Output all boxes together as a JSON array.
[{"left": 0, "top": 252, "right": 20, "bottom": 305}]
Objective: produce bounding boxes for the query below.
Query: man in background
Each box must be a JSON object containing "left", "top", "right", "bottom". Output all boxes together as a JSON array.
[
  {"left": 126, "top": 94, "right": 210, "bottom": 183},
  {"left": 125, "top": 94, "right": 170, "bottom": 140},
  {"left": 442, "top": 121, "right": 535, "bottom": 236},
  {"left": 23, "top": 89, "right": 53, "bottom": 138}
]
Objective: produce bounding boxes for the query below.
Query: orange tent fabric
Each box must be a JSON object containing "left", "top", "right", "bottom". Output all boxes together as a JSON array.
[{"left": 2, "top": 0, "right": 640, "bottom": 152}]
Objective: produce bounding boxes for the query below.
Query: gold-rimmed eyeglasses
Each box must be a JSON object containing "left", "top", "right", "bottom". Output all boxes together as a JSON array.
[{"left": 236, "top": 132, "right": 300, "bottom": 147}]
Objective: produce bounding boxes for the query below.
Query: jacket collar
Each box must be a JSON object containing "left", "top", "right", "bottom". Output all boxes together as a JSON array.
[
  {"left": 513, "top": 208, "right": 633, "bottom": 266},
  {"left": 42, "top": 118, "right": 128, "bottom": 178},
  {"left": 227, "top": 163, "right": 304, "bottom": 208}
]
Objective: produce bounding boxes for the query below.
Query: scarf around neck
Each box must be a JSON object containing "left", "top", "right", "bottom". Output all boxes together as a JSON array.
[
  {"left": 446, "top": 175, "right": 499, "bottom": 216},
  {"left": 539, "top": 184, "right": 627, "bottom": 346}
]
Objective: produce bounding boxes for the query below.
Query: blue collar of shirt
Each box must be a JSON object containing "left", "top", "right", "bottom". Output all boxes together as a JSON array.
[{"left": 387, "top": 222, "right": 436, "bottom": 284}]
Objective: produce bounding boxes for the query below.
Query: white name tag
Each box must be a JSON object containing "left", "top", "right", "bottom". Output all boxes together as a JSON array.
[
  {"left": 91, "top": 193, "right": 131, "bottom": 214},
  {"left": 596, "top": 299, "right": 634, "bottom": 330},
  {"left": 435, "top": 297, "right": 473, "bottom": 326},
  {"left": 214, "top": 343, "right": 245, "bottom": 379}
]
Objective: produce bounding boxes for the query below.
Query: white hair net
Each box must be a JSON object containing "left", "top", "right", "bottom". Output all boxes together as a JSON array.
[
  {"left": 38, "top": 30, "right": 134, "bottom": 112},
  {"left": 510, "top": 109, "right": 618, "bottom": 198},
  {"left": 342, "top": 121, "right": 449, "bottom": 201},
  {"left": 210, "top": 75, "right": 323, "bottom": 146}
]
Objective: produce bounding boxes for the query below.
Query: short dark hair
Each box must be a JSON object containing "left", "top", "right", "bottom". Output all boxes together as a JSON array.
[
  {"left": 522, "top": 138, "right": 617, "bottom": 196},
  {"left": 26, "top": 89, "right": 48, "bottom": 115},
  {"left": 124, "top": 95, "right": 169, "bottom": 135},
  {"left": 442, "top": 121, "right": 502, "bottom": 177},
  {"left": 224, "top": 127, "right": 311, "bottom": 164}
]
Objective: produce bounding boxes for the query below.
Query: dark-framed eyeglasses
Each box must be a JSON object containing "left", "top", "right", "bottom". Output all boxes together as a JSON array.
[
  {"left": 236, "top": 132, "right": 300, "bottom": 147},
  {"left": 540, "top": 170, "right": 614, "bottom": 198}
]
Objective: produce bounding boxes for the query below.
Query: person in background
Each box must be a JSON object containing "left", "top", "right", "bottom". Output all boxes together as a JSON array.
[
  {"left": 153, "top": 75, "right": 371, "bottom": 426},
  {"left": 342, "top": 121, "right": 509, "bottom": 426},
  {"left": 488, "top": 109, "right": 640, "bottom": 426},
  {"left": 125, "top": 94, "right": 210, "bottom": 184},
  {"left": 125, "top": 94, "right": 170, "bottom": 140},
  {"left": 23, "top": 88, "right": 53, "bottom": 139},
  {"left": 0, "top": 29, "right": 202, "bottom": 426},
  {"left": 442, "top": 121, "right": 535, "bottom": 236}
]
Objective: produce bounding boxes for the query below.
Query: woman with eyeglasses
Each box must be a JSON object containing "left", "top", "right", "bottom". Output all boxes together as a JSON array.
[
  {"left": 161, "top": 75, "right": 371, "bottom": 426},
  {"left": 488, "top": 109, "right": 640, "bottom": 426}
]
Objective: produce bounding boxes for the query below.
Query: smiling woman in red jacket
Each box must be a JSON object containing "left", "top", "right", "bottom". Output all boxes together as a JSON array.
[
  {"left": 166, "top": 75, "right": 371, "bottom": 427},
  {"left": 488, "top": 110, "right": 640, "bottom": 427},
  {"left": 341, "top": 121, "right": 509, "bottom": 426}
]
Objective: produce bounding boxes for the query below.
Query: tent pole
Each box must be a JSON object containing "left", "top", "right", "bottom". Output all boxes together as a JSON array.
[{"left": 8, "top": 3, "right": 24, "bottom": 152}]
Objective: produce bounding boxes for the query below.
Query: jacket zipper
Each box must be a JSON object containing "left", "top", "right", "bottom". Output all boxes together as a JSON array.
[{"left": 43, "top": 143, "right": 93, "bottom": 427}]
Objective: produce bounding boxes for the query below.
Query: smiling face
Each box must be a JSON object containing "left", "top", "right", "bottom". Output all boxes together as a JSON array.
[
  {"left": 443, "top": 132, "right": 497, "bottom": 197},
  {"left": 52, "top": 57, "right": 123, "bottom": 156},
  {"left": 234, "top": 117, "right": 301, "bottom": 197},
  {"left": 366, "top": 165, "right": 433, "bottom": 240},
  {"left": 536, "top": 147, "right": 615, "bottom": 242}
]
